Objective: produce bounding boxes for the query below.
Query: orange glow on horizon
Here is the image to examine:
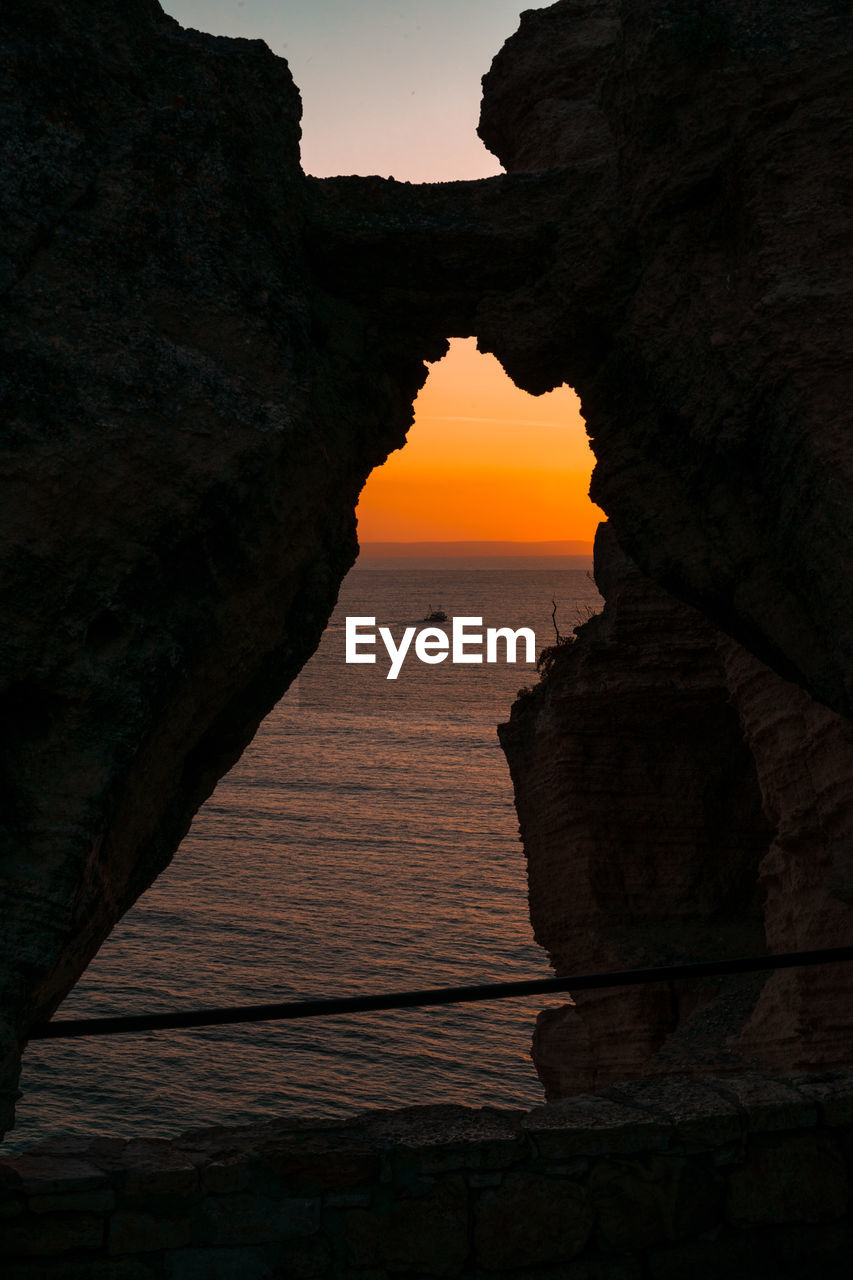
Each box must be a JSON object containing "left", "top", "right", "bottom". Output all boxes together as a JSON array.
[{"left": 356, "top": 338, "right": 603, "bottom": 542}]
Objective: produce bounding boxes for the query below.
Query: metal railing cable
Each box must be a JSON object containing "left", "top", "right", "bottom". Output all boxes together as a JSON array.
[{"left": 28, "top": 945, "right": 853, "bottom": 1041}]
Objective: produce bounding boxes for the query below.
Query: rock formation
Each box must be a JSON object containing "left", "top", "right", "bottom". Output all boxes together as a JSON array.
[
  {"left": 478, "top": 0, "right": 853, "bottom": 718},
  {"left": 717, "top": 637, "right": 853, "bottom": 1073},
  {"left": 2, "top": 0, "right": 852, "bottom": 1136},
  {"left": 483, "top": 0, "right": 853, "bottom": 1097},
  {"left": 0, "top": 0, "right": 563, "bottom": 1135},
  {"left": 499, "top": 525, "right": 767, "bottom": 1095},
  {"left": 500, "top": 526, "right": 853, "bottom": 1095}
]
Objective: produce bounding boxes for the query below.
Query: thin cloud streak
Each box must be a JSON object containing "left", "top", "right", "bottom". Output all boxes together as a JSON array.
[{"left": 419, "top": 415, "right": 583, "bottom": 430}]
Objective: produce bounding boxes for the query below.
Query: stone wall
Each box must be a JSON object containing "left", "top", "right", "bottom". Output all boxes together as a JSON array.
[{"left": 1, "top": 1071, "right": 852, "bottom": 1278}]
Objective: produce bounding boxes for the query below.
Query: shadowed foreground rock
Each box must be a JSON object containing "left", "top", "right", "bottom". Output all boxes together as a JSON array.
[{"left": 0, "top": 0, "right": 568, "bottom": 1134}]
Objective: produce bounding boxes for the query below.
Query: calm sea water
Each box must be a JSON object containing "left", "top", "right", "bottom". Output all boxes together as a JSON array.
[{"left": 6, "top": 564, "right": 600, "bottom": 1152}]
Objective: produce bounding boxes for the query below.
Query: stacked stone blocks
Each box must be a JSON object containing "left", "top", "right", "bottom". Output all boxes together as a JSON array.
[{"left": 1, "top": 1071, "right": 851, "bottom": 1277}]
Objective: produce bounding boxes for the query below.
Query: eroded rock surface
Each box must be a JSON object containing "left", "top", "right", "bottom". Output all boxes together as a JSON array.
[
  {"left": 719, "top": 640, "right": 853, "bottom": 1073},
  {"left": 2, "top": 0, "right": 364, "bottom": 1134},
  {"left": 479, "top": 0, "right": 853, "bottom": 718},
  {"left": 0, "top": 0, "right": 566, "bottom": 1135},
  {"left": 483, "top": 0, "right": 853, "bottom": 1097},
  {"left": 499, "top": 525, "right": 773, "bottom": 1094},
  {"left": 500, "top": 526, "right": 853, "bottom": 1094}
]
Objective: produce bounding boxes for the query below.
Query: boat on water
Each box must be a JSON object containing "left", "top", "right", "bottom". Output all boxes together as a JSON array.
[{"left": 423, "top": 605, "right": 448, "bottom": 623}]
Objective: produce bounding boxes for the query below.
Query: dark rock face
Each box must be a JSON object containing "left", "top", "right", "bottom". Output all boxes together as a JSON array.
[
  {"left": 479, "top": 0, "right": 853, "bottom": 719},
  {"left": 483, "top": 0, "right": 853, "bottom": 1096},
  {"left": 500, "top": 527, "right": 853, "bottom": 1094},
  {"left": 499, "top": 526, "right": 773, "bottom": 1095},
  {"left": 1, "top": 0, "right": 363, "bottom": 1132},
  {"left": 717, "top": 638, "right": 853, "bottom": 1073},
  {"left": 0, "top": 0, "right": 562, "bottom": 1134}
]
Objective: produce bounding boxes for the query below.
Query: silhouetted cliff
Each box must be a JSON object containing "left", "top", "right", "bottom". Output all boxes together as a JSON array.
[
  {"left": 2, "top": 0, "right": 852, "bottom": 1135},
  {"left": 500, "top": 527, "right": 853, "bottom": 1093},
  {"left": 479, "top": 0, "right": 853, "bottom": 715},
  {"left": 485, "top": 0, "right": 853, "bottom": 1095},
  {"left": 0, "top": 0, "right": 562, "bottom": 1133}
]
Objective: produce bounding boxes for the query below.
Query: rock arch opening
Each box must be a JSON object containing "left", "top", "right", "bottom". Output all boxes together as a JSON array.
[
  {"left": 10, "top": 335, "right": 604, "bottom": 1149},
  {"left": 356, "top": 337, "right": 601, "bottom": 549}
]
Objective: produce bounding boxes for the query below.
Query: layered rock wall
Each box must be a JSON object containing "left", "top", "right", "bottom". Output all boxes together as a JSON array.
[
  {"left": 499, "top": 525, "right": 767, "bottom": 1094},
  {"left": 719, "top": 641, "right": 853, "bottom": 1071},
  {"left": 500, "top": 526, "right": 853, "bottom": 1093}
]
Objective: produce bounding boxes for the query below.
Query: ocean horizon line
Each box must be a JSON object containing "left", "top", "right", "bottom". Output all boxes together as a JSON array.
[{"left": 358, "top": 539, "right": 595, "bottom": 558}]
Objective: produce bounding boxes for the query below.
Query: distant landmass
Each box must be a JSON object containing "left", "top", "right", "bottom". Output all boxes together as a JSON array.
[{"left": 358, "top": 540, "right": 594, "bottom": 559}]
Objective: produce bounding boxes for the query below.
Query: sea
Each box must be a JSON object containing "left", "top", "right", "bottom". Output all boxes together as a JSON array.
[{"left": 5, "top": 560, "right": 601, "bottom": 1153}]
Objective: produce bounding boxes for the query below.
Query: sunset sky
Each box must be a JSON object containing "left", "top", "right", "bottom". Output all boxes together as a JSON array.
[
  {"left": 358, "top": 339, "right": 600, "bottom": 542},
  {"left": 162, "top": 0, "right": 600, "bottom": 545}
]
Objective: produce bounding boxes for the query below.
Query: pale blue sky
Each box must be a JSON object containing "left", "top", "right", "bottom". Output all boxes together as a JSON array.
[{"left": 160, "top": 0, "right": 551, "bottom": 181}]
